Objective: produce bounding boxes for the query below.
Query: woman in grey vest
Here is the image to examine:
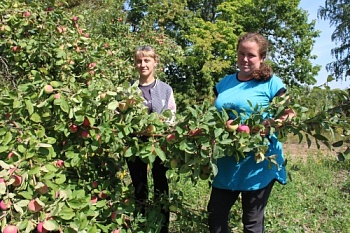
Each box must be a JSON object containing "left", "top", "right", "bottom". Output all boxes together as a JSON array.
[{"left": 127, "top": 46, "right": 176, "bottom": 233}]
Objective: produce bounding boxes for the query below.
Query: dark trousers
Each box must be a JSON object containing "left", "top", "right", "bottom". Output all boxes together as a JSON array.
[
  {"left": 127, "top": 156, "right": 169, "bottom": 233},
  {"left": 207, "top": 181, "right": 275, "bottom": 233}
]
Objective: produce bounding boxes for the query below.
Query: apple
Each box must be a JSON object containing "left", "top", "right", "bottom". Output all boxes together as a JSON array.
[
  {"left": 69, "top": 124, "right": 78, "bottom": 133},
  {"left": 55, "top": 159, "right": 64, "bottom": 168},
  {"left": 100, "top": 92, "right": 107, "bottom": 100},
  {"left": 12, "top": 175, "right": 22, "bottom": 187},
  {"left": 104, "top": 43, "right": 109, "bottom": 48},
  {"left": 118, "top": 102, "right": 128, "bottom": 113},
  {"left": 111, "top": 211, "right": 117, "bottom": 220},
  {"left": 166, "top": 133, "right": 176, "bottom": 144},
  {"left": 126, "top": 98, "right": 136, "bottom": 107},
  {"left": 7, "top": 151, "right": 15, "bottom": 159},
  {"left": 88, "top": 63, "right": 96, "bottom": 69},
  {"left": 37, "top": 184, "right": 48, "bottom": 194},
  {"left": 54, "top": 93, "right": 61, "bottom": 99},
  {"left": 146, "top": 125, "right": 156, "bottom": 134},
  {"left": 124, "top": 198, "right": 130, "bottom": 206},
  {"left": 0, "top": 199, "right": 11, "bottom": 210},
  {"left": 188, "top": 128, "right": 202, "bottom": 136},
  {"left": 23, "top": 11, "right": 31, "bottom": 17},
  {"left": 5, "top": 113, "right": 11, "bottom": 120},
  {"left": 37, "top": 222, "right": 47, "bottom": 233},
  {"left": 201, "top": 165, "right": 212, "bottom": 174},
  {"left": 170, "top": 159, "right": 178, "bottom": 169},
  {"left": 91, "top": 196, "right": 98, "bottom": 204},
  {"left": 28, "top": 199, "right": 42, "bottom": 212},
  {"left": 3, "top": 225, "right": 18, "bottom": 233},
  {"left": 12, "top": 46, "right": 19, "bottom": 52},
  {"left": 98, "top": 191, "right": 108, "bottom": 199},
  {"left": 225, "top": 119, "right": 239, "bottom": 132},
  {"left": 81, "top": 130, "right": 90, "bottom": 138},
  {"left": 43, "top": 85, "right": 53, "bottom": 94},
  {"left": 91, "top": 181, "right": 98, "bottom": 188},
  {"left": 45, "top": 7, "right": 54, "bottom": 11},
  {"left": 0, "top": 178, "right": 5, "bottom": 183},
  {"left": 237, "top": 124, "right": 250, "bottom": 134},
  {"left": 82, "top": 118, "right": 90, "bottom": 127},
  {"left": 199, "top": 172, "right": 210, "bottom": 180},
  {"left": 72, "top": 16, "right": 78, "bottom": 21},
  {"left": 112, "top": 230, "right": 120, "bottom": 233}
]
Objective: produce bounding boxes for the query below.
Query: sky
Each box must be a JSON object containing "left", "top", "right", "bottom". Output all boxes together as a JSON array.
[{"left": 299, "top": 0, "right": 350, "bottom": 90}]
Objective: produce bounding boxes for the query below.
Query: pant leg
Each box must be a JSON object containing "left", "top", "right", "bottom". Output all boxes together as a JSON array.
[
  {"left": 241, "top": 181, "right": 275, "bottom": 233},
  {"left": 207, "top": 187, "right": 240, "bottom": 233},
  {"left": 127, "top": 156, "right": 148, "bottom": 214},
  {"left": 151, "top": 157, "right": 169, "bottom": 233}
]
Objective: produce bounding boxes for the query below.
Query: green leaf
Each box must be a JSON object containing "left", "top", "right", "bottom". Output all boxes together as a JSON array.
[
  {"left": 326, "top": 75, "right": 335, "bottom": 82},
  {"left": 0, "top": 146, "right": 9, "bottom": 153},
  {"left": 25, "top": 99, "right": 34, "bottom": 115},
  {"left": 0, "top": 183, "right": 7, "bottom": 195},
  {"left": 55, "top": 174, "right": 66, "bottom": 184},
  {"left": 59, "top": 207, "right": 76, "bottom": 220},
  {"left": 30, "top": 112, "right": 41, "bottom": 123},
  {"left": 43, "top": 219, "right": 59, "bottom": 231},
  {"left": 332, "top": 140, "right": 343, "bottom": 147},
  {"left": 108, "top": 101, "right": 119, "bottom": 110}
]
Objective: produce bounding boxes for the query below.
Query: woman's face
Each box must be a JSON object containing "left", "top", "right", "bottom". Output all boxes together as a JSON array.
[
  {"left": 135, "top": 55, "right": 157, "bottom": 79},
  {"left": 237, "top": 41, "right": 264, "bottom": 78}
]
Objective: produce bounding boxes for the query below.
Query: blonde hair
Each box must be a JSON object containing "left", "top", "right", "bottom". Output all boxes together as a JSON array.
[
  {"left": 134, "top": 46, "right": 159, "bottom": 64},
  {"left": 237, "top": 32, "right": 273, "bottom": 81}
]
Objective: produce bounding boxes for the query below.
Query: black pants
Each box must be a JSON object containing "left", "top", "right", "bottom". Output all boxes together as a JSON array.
[
  {"left": 127, "top": 156, "right": 169, "bottom": 233},
  {"left": 207, "top": 181, "right": 275, "bottom": 233}
]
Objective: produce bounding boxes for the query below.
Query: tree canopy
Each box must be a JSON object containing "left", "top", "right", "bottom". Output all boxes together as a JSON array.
[{"left": 319, "top": 0, "right": 350, "bottom": 82}]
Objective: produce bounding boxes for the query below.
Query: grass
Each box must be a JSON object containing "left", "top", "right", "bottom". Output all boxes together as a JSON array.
[{"left": 165, "top": 146, "right": 350, "bottom": 233}]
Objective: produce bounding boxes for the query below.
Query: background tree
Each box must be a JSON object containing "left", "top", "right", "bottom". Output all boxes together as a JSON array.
[
  {"left": 124, "top": 0, "right": 321, "bottom": 110},
  {"left": 319, "top": 0, "right": 350, "bottom": 81}
]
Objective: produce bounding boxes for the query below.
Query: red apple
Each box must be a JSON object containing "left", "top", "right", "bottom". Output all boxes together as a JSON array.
[
  {"left": 0, "top": 199, "right": 11, "bottom": 210},
  {"left": 88, "top": 63, "right": 96, "bottom": 69},
  {"left": 237, "top": 124, "right": 250, "bottom": 134},
  {"left": 23, "top": 11, "right": 31, "bottom": 17},
  {"left": 111, "top": 211, "right": 117, "bottom": 220},
  {"left": 81, "top": 130, "right": 90, "bottom": 138},
  {"left": 104, "top": 43, "right": 109, "bottom": 48},
  {"left": 7, "top": 151, "right": 15, "bottom": 159},
  {"left": 54, "top": 93, "right": 61, "bottom": 99},
  {"left": 166, "top": 134, "right": 176, "bottom": 144},
  {"left": 91, "top": 196, "right": 98, "bottom": 204},
  {"left": 91, "top": 181, "right": 98, "bottom": 189},
  {"left": 188, "top": 128, "right": 202, "bottom": 136},
  {"left": 55, "top": 160, "right": 64, "bottom": 168},
  {"left": 37, "top": 222, "right": 47, "bottom": 233},
  {"left": 37, "top": 184, "right": 48, "bottom": 194},
  {"left": 69, "top": 124, "right": 78, "bottom": 133},
  {"left": 28, "top": 199, "right": 42, "bottom": 212},
  {"left": 5, "top": 113, "right": 11, "bottom": 120},
  {"left": 3, "top": 225, "right": 18, "bottom": 233},
  {"left": 12, "top": 46, "right": 19, "bottom": 52},
  {"left": 82, "top": 118, "right": 90, "bottom": 127},
  {"left": 72, "top": 16, "right": 78, "bottom": 21},
  {"left": 98, "top": 191, "right": 108, "bottom": 199},
  {"left": 43, "top": 85, "right": 53, "bottom": 94},
  {"left": 225, "top": 119, "right": 239, "bottom": 132},
  {"left": 12, "top": 175, "right": 22, "bottom": 187},
  {"left": 0, "top": 178, "right": 5, "bottom": 184},
  {"left": 112, "top": 229, "right": 120, "bottom": 233}
]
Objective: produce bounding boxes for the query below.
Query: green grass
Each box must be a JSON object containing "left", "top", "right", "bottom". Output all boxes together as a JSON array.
[{"left": 166, "top": 151, "right": 350, "bottom": 233}]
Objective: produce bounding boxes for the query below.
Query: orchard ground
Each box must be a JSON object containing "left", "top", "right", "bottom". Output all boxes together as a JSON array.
[{"left": 131, "top": 140, "right": 350, "bottom": 233}]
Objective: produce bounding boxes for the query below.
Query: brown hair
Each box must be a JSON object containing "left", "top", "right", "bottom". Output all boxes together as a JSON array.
[
  {"left": 237, "top": 32, "right": 273, "bottom": 81},
  {"left": 134, "top": 46, "right": 159, "bottom": 64}
]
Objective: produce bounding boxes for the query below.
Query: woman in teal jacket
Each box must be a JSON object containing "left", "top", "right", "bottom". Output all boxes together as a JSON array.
[{"left": 207, "top": 32, "right": 295, "bottom": 233}]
